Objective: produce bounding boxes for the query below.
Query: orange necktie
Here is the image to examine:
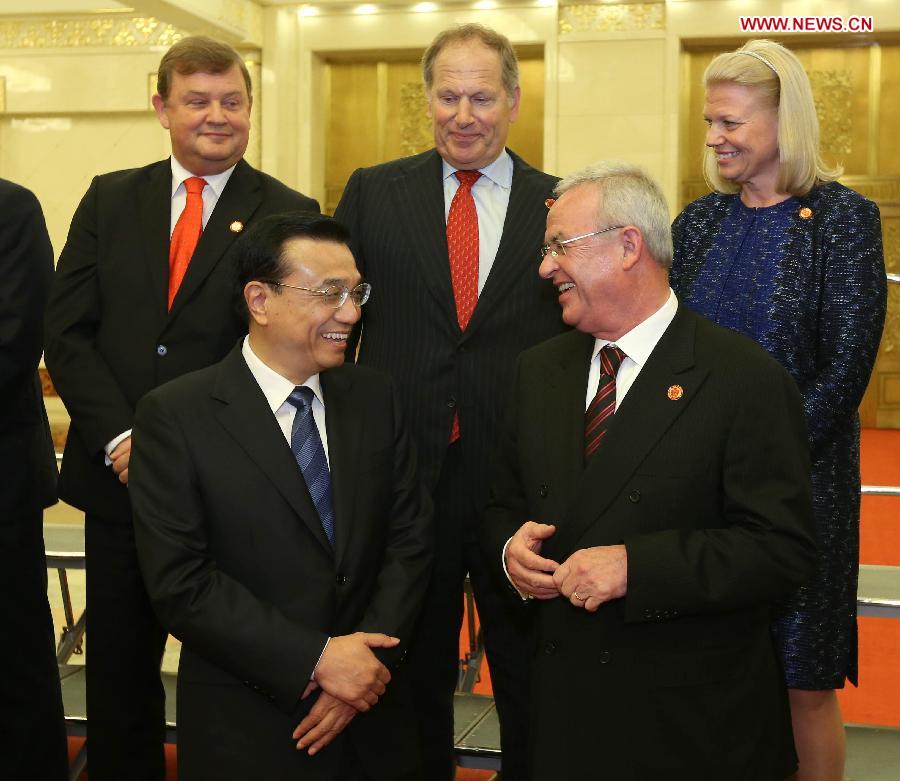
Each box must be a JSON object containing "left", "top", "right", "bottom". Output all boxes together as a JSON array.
[
  {"left": 168, "top": 176, "right": 207, "bottom": 310},
  {"left": 446, "top": 170, "right": 481, "bottom": 443}
]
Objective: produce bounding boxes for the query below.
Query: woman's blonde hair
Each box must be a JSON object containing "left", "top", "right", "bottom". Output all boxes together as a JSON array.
[{"left": 703, "top": 39, "right": 841, "bottom": 196}]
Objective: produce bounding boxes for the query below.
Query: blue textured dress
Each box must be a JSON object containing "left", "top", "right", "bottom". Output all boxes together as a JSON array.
[{"left": 671, "top": 181, "right": 887, "bottom": 689}]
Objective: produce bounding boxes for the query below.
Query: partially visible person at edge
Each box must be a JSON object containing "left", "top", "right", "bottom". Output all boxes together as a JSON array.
[
  {"left": 335, "top": 23, "right": 564, "bottom": 780},
  {"left": 670, "top": 38, "right": 887, "bottom": 781}
]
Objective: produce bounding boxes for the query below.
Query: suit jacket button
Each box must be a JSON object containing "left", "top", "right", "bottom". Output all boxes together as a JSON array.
[
  {"left": 544, "top": 641, "right": 557, "bottom": 655},
  {"left": 628, "top": 489, "right": 641, "bottom": 503},
  {"left": 336, "top": 573, "right": 347, "bottom": 586},
  {"left": 447, "top": 396, "right": 457, "bottom": 409},
  {"left": 539, "top": 484, "right": 549, "bottom": 498},
  {"left": 156, "top": 344, "right": 167, "bottom": 356},
  {"left": 598, "top": 650, "right": 611, "bottom": 664}
]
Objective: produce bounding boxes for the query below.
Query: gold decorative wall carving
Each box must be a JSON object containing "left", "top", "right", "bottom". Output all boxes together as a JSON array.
[
  {"left": 809, "top": 70, "right": 854, "bottom": 156},
  {"left": 559, "top": 3, "right": 665, "bottom": 35},
  {"left": 399, "top": 82, "right": 432, "bottom": 158},
  {"left": 0, "top": 18, "right": 186, "bottom": 49}
]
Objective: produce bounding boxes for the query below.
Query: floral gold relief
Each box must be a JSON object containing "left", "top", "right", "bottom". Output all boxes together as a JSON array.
[
  {"left": 808, "top": 70, "right": 854, "bottom": 157},
  {"left": 399, "top": 82, "right": 432, "bottom": 157},
  {"left": 559, "top": 3, "right": 665, "bottom": 35},
  {"left": 0, "top": 18, "right": 185, "bottom": 49}
]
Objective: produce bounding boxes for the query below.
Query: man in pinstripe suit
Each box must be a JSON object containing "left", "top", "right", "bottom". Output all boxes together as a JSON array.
[{"left": 335, "top": 23, "right": 564, "bottom": 781}]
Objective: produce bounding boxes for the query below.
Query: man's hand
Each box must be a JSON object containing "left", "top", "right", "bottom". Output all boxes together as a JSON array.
[
  {"left": 312, "top": 632, "right": 398, "bottom": 711},
  {"left": 110, "top": 436, "right": 131, "bottom": 485},
  {"left": 292, "top": 689, "right": 357, "bottom": 755},
  {"left": 553, "top": 544, "right": 627, "bottom": 612},
  {"left": 506, "top": 522, "right": 561, "bottom": 600}
]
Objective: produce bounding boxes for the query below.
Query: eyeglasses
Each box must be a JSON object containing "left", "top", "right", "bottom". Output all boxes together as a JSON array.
[
  {"left": 540, "top": 226, "right": 625, "bottom": 259},
  {"left": 264, "top": 281, "right": 372, "bottom": 308}
]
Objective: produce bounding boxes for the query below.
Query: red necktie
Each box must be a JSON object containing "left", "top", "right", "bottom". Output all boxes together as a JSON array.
[
  {"left": 168, "top": 176, "right": 207, "bottom": 310},
  {"left": 446, "top": 170, "right": 481, "bottom": 443},
  {"left": 584, "top": 345, "right": 626, "bottom": 460}
]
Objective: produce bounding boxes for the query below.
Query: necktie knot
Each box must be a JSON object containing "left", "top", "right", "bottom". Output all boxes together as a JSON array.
[
  {"left": 184, "top": 177, "right": 207, "bottom": 196},
  {"left": 287, "top": 385, "right": 315, "bottom": 411},
  {"left": 599, "top": 344, "right": 626, "bottom": 378},
  {"left": 455, "top": 170, "right": 481, "bottom": 189}
]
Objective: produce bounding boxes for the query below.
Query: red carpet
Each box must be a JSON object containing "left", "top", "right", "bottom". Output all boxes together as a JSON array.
[{"left": 839, "top": 427, "right": 900, "bottom": 727}]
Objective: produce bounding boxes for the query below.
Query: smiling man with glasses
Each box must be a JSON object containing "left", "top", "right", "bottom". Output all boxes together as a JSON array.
[
  {"left": 483, "top": 160, "right": 817, "bottom": 780},
  {"left": 129, "top": 212, "right": 432, "bottom": 781}
]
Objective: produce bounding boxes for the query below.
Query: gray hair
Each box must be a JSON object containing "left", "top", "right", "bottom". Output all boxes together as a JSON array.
[{"left": 554, "top": 161, "right": 672, "bottom": 269}]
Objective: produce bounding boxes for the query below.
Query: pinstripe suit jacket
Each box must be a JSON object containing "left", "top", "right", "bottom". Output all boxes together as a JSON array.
[{"left": 335, "top": 148, "right": 565, "bottom": 505}]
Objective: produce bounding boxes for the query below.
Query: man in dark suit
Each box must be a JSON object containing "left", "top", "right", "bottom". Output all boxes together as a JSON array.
[
  {"left": 129, "top": 213, "right": 432, "bottom": 780},
  {"left": 334, "top": 24, "right": 563, "bottom": 779},
  {"left": 482, "top": 161, "right": 818, "bottom": 780},
  {"left": 44, "top": 36, "right": 318, "bottom": 780},
  {"left": 0, "top": 179, "right": 67, "bottom": 781}
]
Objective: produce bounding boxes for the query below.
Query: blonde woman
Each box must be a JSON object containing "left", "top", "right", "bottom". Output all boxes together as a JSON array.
[{"left": 671, "top": 39, "right": 887, "bottom": 781}]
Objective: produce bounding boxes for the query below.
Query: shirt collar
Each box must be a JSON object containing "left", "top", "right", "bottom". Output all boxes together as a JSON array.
[
  {"left": 441, "top": 148, "right": 513, "bottom": 189},
  {"left": 169, "top": 155, "right": 236, "bottom": 199},
  {"left": 592, "top": 288, "right": 678, "bottom": 367},
  {"left": 241, "top": 335, "right": 324, "bottom": 414}
]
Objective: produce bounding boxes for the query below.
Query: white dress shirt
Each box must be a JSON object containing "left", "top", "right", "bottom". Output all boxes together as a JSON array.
[
  {"left": 104, "top": 158, "right": 240, "bottom": 461},
  {"left": 585, "top": 289, "right": 679, "bottom": 410},
  {"left": 442, "top": 149, "right": 513, "bottom": 294},
  {"left": 241, "top": 335, "right": 330, "bottom": 466}
]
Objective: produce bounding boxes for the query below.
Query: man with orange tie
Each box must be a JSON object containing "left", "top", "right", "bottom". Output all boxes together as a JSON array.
[
  {"left": 335, "top": 23, "right": 564, "bottom": 780},
  {"left": 44, "top": 36, "right": 317, "bottom": 781}
]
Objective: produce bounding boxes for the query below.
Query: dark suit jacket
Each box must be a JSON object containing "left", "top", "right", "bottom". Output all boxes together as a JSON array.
[
  {"left": 335, "top": 148, "right": 565, "bottom": 504},
  {"left": 0, "top": 178, "right": 57, "bottom": 523},
  {"left": 129, "top": 345, "right": 433, "bottom": 780},
  {"left": 482, "top": 305, "right": 817, "bottom": 781},
  {"left": 44, "top": 158, "right": 318, "bottom": 520}
]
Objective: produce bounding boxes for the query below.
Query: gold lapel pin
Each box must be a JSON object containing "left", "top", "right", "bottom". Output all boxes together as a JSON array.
[
  {"left": 229, "top": 220, "right": 244, "bottom": 233},
  {"left": 798, "top": 207, "right": 813, "bottom": 220},
  {"left": 667, "top": 384, "right": 684, "bottom": 401}
]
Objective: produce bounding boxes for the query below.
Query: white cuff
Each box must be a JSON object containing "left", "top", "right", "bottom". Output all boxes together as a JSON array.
[
  {"left": 502, "top": 537, "right": 532, "bottom": 602},
  {"left": 104, "top": 429, "right": 132, "bottom": 466}
]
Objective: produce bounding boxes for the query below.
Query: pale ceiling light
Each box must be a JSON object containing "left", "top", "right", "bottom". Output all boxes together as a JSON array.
[
  {"left": 413, "top": 2, "right": 438, "bottom": 11},
  {"left": 298, "top": 5, "right": 319, "bottom": 16},
  {"left": 355, "top": 4, "right": 379, "bottom": 13},
  {"left": 534, "top": 0, "right": 556, "bottom": 6},
  {"left": 473, "top": 0, "right": 497, "bottom": 8}
]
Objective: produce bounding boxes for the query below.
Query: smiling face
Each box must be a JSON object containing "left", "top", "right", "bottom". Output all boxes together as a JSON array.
[
  {"left": 152, "top": 64, "right": 251, "bottom": 176},
  {"left": 704, "top": 81, "right": 780, "bottom": 194},
  {"left": 538, "top": 185, "right": 627, "bottom": 339},
  {"left": 428, "top": 39, "right": 520, "bottom": 171},
  {"left": 248, "top": 238, "right": 362, "bottom": 384}
]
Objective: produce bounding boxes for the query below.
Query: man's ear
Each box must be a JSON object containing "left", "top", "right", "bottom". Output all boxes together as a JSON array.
[
  {"left": 244, "top": 281, "right": 269, "bottom": 326},
  {"left": 621, "top": 226, "right": 643, "bottom": 271},
  {"left": 151, "top": 94, "right": 170, "bottom": 130}
]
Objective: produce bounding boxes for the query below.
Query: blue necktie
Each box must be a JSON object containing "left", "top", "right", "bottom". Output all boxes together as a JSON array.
[{"left": 286, "top": 386, "right": 335, "bottom": 546}]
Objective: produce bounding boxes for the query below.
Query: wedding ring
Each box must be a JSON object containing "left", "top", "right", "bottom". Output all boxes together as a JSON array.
[{"left": 573, "top": 590, "right": 586, "bottom": 601}]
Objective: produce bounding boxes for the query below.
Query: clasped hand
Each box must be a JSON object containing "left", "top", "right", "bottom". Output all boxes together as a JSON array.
[
  {"left": 506, "top": 521, "right": 628, "bottom": 612},
  {"left": 292, "top": 631, "right": 398, "bottom": 755}
]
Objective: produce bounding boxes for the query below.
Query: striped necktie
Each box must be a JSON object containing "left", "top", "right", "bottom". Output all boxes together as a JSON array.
[{"left": 584, "top": 345, "right": 625, "bottom": 461}]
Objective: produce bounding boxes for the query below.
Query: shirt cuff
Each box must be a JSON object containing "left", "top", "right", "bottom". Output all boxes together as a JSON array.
[
  {"left": 310, "top": 637, "right": 330, "bottom": 681},
  {"left": 502, "top": 537, "right": 533, "bottom": 602},
  {"left": 104, "top": 429, "right": 132, "bottom": 466}
]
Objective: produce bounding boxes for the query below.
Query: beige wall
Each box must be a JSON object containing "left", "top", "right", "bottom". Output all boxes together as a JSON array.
[{"left": 2, "top": 0, "right": 900, "bottom": 244}]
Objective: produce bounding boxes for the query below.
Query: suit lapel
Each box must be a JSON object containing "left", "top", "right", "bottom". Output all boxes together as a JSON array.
[
  {"left": 169, "top": 159, "right": 263, "bottom": 317},
  {"left": 137, "top": 160, "right": 173, "bottom": 323},
  {"left": 544, "top": 307, "right": 710, "bottom": 559},
  {"left": 468, "top": 152, "right": 552, "bottom": 335},
  {"left": 320, "top": 367, "right": 358, "bottom": 568},
  {"left": 393, "top": 151, "right": 459, "bottom": 328},
  {"left": 213, "top": 345, "right": 333, "bottom": 556}
]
